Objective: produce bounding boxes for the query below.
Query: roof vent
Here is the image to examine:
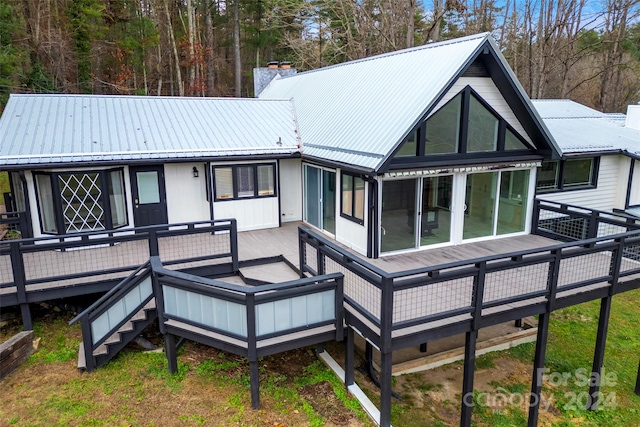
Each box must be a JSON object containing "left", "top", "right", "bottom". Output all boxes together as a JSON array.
[
  {"left": 281, "top": 61, "right": 292, "bottom": 69},
  {"left": 267, "top": 61, "right": 279, "bottom": 69},
  {"left": 625, "top": 104, "right": 640, "bottom": 131}
]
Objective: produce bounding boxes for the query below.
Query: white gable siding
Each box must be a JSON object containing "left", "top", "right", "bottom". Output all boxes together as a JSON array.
[
  {"left": 429, "top": 77, "right": 533, "bottom": 146},
  {"left": 165, "top": 163, "right": 210, "bottom": 224},
  {"left": 537, "top": 155, "right": 624, "bottom": 212}
]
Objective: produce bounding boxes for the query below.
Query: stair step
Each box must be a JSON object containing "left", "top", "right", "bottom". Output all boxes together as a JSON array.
[{"left": 93, "top": 343, "right": 108, "bottom": 356}]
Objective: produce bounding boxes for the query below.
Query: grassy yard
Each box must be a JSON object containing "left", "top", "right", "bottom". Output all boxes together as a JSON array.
[
  {"left": 384, "top": 288, "right": 640, "bottom": 426},
  {"left": 0, "top": 171, "right": 9, "bottom": 205},
  {"left": 2, "top": 290, "right": 639, "bottom": 426},
  {"left": 0, "top": 308, "right": 373, "bottom": 427}
]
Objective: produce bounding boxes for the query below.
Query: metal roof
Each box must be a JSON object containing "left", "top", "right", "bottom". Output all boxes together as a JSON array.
[
  {"left": 259, "top": 33, "right": 493, "bottom": 171},
  {"left": 0, "top": 94, "right": 301, "bottom": 167},
  {"left": 532, "top": 99, "right": 640, "bottom": 158}
]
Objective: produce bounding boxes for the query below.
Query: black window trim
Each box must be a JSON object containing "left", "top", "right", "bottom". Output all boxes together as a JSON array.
[
  {"left": 212, "top": 162, "right": 278, "bottom": 202},
  {"left": 33, "top": 167, "right": 129, "bottom": 235},
  {"left": 536, "top": 157, "right": 600, "bottom": 193},
  {"left": 390, "top": 86, "right": 535, "bottom": 162},
  {"left": 340, "top": 171, "right": 365, "bottom": 225}
]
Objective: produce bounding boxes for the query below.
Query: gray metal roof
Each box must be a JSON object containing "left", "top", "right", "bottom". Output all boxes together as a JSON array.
[
  {"left": 259, "top": 33, "right": 492, "bottom": 170},
  {"left": 0, "top": 94, "right": 301, "bottom": 167},
  {"left": 532, "top": 99, "right": 640, "bottom": 158}
]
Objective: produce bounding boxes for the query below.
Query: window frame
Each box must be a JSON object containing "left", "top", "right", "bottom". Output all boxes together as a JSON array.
[
  {"left": 536, "top": 157, "right": 599, "bottom": 193},
  {"left": 212, "top": 163, "right": 277, "bottom": 202},
  {"left": 33, "top": 168, "right": 129, "bottom": 235},
  {"left": 340, "top": 171, "right": 365, "bottom": 225}
]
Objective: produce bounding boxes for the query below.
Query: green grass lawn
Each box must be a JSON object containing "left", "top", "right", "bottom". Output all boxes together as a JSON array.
[
  {"left": 389, "top": 289, "right": 640, "bottom": 426},
  {"left": 0, "top": 171, "right": 9, "bottom": 205}
]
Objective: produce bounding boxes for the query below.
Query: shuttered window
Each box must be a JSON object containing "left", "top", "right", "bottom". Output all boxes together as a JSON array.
[{"left": 214, "top": 168, "right": 234, "bottom": 199}]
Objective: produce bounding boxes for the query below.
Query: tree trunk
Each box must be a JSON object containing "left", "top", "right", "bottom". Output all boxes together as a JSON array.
[
  {"left": 234, "top": 0, "right": 242, "bottom": 97},
  {"left": 163, "top": 0, "right": 183, "bottom": 96},
  {"left": 205, "top": 0, "right": 215, "bottom": 96}
]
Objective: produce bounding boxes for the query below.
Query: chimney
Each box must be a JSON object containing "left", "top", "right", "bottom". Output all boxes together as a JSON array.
[
  {"left": 253, "top": 61, "right": 297, "bottom": 97},
  {"left": 625, "top": 104, "right": 640, "bottom": 131}
]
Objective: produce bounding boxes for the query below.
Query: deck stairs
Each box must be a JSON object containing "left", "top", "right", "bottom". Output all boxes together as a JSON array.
[{"left": 77, "top": 299, "right": 157, "bottom": 371}]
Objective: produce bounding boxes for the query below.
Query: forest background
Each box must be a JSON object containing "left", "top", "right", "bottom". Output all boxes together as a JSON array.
[{"left": 1, "top": 0, "right": 639, "bottom": 113}]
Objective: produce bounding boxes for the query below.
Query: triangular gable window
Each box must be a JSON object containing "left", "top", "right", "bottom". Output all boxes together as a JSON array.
[{"left": 393, "top": 87, "right": 531, "bottom": 160}]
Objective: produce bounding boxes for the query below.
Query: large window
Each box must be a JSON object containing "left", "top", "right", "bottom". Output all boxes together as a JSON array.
[
  {"left": 536, "top": 158, "right": 598, "bottom": 192},
  {"left": 213, "top": 163, "right": 276, "bottom": 201},
  {"left": 34, "top": 168, "right": 128, "bottom": 235},
  {"left": 394, "top": 87, "right": 531, "bottom": 160},
  {"left": 341, "top": 173, "right": 365, "bottom": 224}
]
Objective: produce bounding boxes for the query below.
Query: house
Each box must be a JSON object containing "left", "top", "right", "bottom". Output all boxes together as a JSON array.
[
  {"left": 2, "top": 33, "right": 640, "bottom": 427},
  {"left": 2, "top": 32, "right": 563, "bottom": 259},
  {"left": 531, "top": 99, "right": 640, "bottom": 217}
]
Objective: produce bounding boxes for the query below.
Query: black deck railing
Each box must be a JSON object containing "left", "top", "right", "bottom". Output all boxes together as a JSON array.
[
  {"left": 1, "top": 219, "right": 238, "bottom": 329},
  {"left": 300, "top": 202, "right": 640, "bottom": 352},
  {"left": 0, "top": 211, "right": 30, "bottom": 239}
]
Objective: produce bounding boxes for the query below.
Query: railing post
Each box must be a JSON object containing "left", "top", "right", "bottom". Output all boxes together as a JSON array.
[
  {"left": 587, "top": 211, "right": 599, "bottom": 239},
  {"left": 317, "top": 242, "right": 324, "bottom": 275},
  {"left": 345, "top": 327, "right": 354, "bottom": 389},
  {"left": 298, "top": 229, "right": 306, "bottom": 278},
  {"left": 246, "top": 292, "right": 260, "bottom": 409},
  {"left": 80, "top": 318, "right": 95, "bottom": 372},
  {"left": 335, "top": 276, "right": 344, "bottom": 341},
  {"left": 461, "top": 261, "right": 485, "bottom": 427},
  {"left": 230, "top": 219, "right": 239, "bottom": 273},
  {"left": 635, "top": 360, "right": 640, "bottom": 396},
  {"left": 531, "top": 199, "right": 540, "bottom": 235},
  {"left": 608, "top": 237, "right": 624, "bottom": 296},
  {"left": 148, "top": 229, "right": 159, "bottom": 257},
  {"left": 10, "top": 241, "right": 32, "bottom": 330},
  {"left": 151, "top": 263, "right": 166, "bottom": 335},
  {"left": 379, "top": 275, "right": 394, "bottom": 427}
]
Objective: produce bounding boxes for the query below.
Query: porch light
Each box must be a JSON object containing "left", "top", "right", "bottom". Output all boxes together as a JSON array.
[{"left": 192, "top": 166, "right": 199, "bottom": 178}]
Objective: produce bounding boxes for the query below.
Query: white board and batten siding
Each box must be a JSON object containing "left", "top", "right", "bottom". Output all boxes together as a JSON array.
[
  {"left": 335, "top": 169, "right": 368, "bottom": 256},
  {"left": 430, "top": 77, "right": 534, "bottom": 146},
  {"left": 537, "top": 155, "right": 627, "bottom": 212},
  {"left": 279, "top": 158, "right": 303, "bottom": 222},
  {"left": 165, "top": 162, "right": 210, "bottom": 224}
]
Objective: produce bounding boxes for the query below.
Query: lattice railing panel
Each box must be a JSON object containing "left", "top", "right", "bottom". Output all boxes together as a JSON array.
[
  {"left": 557, "top": 252, "right": 612, "bottom": 289},
  {"left": 393, "top": 277, "right": 474, "bottom": 323},
  {"left": 323, "top": 256, "right": 381, "bottom": 321},
  {"left": 484, "top": 262, "right": 549, "bottom": 303}
]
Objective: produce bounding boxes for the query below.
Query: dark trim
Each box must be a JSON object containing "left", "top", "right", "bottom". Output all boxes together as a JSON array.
[
  {"left": 0, "top": 153, "right": 301, "bottom": 172},
  {"left": 536, "top": 157, "right": 600, "bottom": 194},
  {"left": 625, "top": 159, "right": 635, "bottom": 209},
  {"left": 459, "top": 87, "right": 470, "bottom": 153},
  {"left": 277, "top": 159, "right": 282, "bottom": 227},
  {"left": 206, "top": 162, "right": 214, "bottom": 221},
  {"left": 339, "top": 171, "right": 365, "bottom": 225},
  {"left": 388, "top": 152, "right": 542, "bottom": 171},
  {"left": 212, "top": 162, "right": 277, "bottom": 202}
]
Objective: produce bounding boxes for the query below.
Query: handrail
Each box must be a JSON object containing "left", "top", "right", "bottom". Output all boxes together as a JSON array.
[{"left": 69, "top": 260, "right": 152, "bottom": 326}]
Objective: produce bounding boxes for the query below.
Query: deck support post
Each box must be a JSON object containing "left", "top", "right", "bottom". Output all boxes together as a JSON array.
[
  {"left": 419, "top": 343, "right": 427, "bottom": 353},
  {"left": 588, "top": 296, "right": 612, "bottom": 410},
  {"left": 20, "top": 304, "right": 33, "bottom": 331},
  {"left": 379, "top": 350, "right": 393, "bottom": 427},
  {"left": 249, "top": 359, "right": 260, "bottom": 409},
  {"left": 165, "top": 333, "right": 178, "bottom": 374},
  {"left": 345, "top": 328, "right": 354, "bottom": 388},
  {"left": 635, "top": 360, "right": 640, "bottom": 396},
  {"left": 460, "top": 330, "right": 478, "bottom": 427},
  {"left": 528, "top": 312, "right": 550, "bottom": 427},
  {"left": 515, "top": 319, "right": 522, "bottom": 328}
]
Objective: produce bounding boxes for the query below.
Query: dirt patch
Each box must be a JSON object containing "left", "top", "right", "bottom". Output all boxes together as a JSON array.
[{"left": 299, "top": 381, "right": 361, "bottom": 426}]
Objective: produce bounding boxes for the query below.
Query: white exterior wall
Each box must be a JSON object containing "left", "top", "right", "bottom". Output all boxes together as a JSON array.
[
  {"left": 24, "top": 166, "right": 136, "bottom": 238},
  {"left": 335, "top": 169, "right": 368, "bottom": 256},
  {"left": 431, "top": 77, "right": 533, "bottom": 146},
  {"left": 279, "top": 158, "right": 302, "bottom": 222},
  {"left": 213, "top": 197, "right": 279, "bottom": 231},
  {"left": 537, "top": 155, "right": 625, "bottom": 212},
  {"left": 211, "top": 160, "right": 280, "bottom": 231},
  {"left": 164, "top": 162, "right": 210, "bottom": 224}
]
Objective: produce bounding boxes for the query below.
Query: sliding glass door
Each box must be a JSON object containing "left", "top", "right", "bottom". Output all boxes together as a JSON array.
[
  {"left": 303, "top": 165, "right": 335, "bottom": 234},
  {"left": 380, "top": 169, "right": 532, "bottom": 253}
]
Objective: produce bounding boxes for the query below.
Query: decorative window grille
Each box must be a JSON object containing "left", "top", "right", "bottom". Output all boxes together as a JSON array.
[{"left": 59, "top": 173, "right": 106, "bottom": 233}]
